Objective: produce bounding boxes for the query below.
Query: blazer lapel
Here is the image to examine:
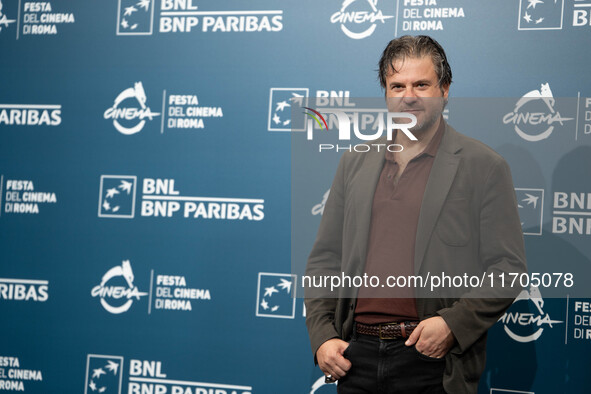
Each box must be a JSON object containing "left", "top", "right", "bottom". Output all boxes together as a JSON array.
[{"left": 414, "top": 125, "right": 461, "bottom": 275}]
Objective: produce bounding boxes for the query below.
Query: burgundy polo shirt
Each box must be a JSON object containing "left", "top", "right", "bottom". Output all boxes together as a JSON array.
[{"left": 354, "top": 119, "right": 445, "bottom": 324}]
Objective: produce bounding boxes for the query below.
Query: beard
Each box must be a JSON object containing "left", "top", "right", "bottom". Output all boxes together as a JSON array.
[
  {"left": 404, "top": 98, "right": 445, "bottom": 135},
  {"left": 387, "top": 96, "right": 446, "bottom": 136}
]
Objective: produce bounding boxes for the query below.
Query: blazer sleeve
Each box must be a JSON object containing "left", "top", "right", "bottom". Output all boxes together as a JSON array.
[
  {"left": 437, "top": 156, "right": 528, "bottom": 354},
  {"left": 304, "top": 152, "right": 349, "bottom": 361}
]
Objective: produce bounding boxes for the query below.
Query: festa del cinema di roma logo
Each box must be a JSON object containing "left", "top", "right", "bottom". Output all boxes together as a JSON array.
[
  {"left": 91, "top": 260, "right": 147, "bottom": 314},
  {"left": 498, "top": 285, "right": 563, "bottom": 343},
  {"left": 104, "top": 82, "right": 160, "bottom": 135},
  {"left": 0, "top": 1, "right": 16, "bottom": 32},
  {"left": 331, "top": 0, "right": 393, "bottom": 39},
  {"left": 503, "top": 82, "right": 572, "bottom": 142}
]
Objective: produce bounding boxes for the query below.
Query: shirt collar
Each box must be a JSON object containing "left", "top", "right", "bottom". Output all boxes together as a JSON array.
[{"left": 422, "top": 116, "right": 445, "bottom": 157}]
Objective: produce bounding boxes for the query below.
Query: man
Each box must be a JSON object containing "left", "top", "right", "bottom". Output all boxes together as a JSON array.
[{"left": 304, "top": 35, "right": 527, "bottom": 394}]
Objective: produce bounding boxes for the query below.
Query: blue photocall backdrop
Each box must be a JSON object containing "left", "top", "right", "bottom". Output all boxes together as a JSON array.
[{"left": 1, "top": 1, "right": 590, "bottom": 393}]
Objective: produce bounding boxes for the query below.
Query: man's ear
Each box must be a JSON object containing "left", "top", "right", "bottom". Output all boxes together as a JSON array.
[{"left": 441, "top": 84, "right": 450, "bottom": 99}]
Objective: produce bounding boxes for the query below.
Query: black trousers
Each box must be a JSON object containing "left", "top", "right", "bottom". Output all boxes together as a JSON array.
[{"left": 337, "top": 329, "right": 446, "bottom": 394}]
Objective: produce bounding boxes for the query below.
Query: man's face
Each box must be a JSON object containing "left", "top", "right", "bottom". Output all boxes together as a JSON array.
[{"left": 385, "top": 56, "right": 449, "bottom": 135}]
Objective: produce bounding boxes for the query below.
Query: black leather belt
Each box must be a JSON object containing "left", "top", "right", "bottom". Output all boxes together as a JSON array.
[{"left": 356, "top": 321, "right": 419, "bottom": 339}]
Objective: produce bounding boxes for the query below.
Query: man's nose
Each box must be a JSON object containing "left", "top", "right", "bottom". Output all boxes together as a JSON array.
[{"left": 402, "top": 89, "right": 419, "bottom": 103}]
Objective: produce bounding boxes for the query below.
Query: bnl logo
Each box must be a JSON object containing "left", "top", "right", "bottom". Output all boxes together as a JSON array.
[
  {"left": 518, "top": 0, "right": 564, "bottom": 30},
  {"left": 85, "top": 355, "right": 123, "bottom": 394},
  {"left": 117, "top": 0, "right": 154, "bottom": 35},
  {"left": 98, "top": 175, "right": 137, "bottom": 218},
  {"left": 268, "top": 88, "right": 309, "bottom": 132},
  {"left": 256, "top": 272, "right": 297, "bottom": 319},
  {"left": 515, "top": 188, "right": 544, "bottom": 235}
]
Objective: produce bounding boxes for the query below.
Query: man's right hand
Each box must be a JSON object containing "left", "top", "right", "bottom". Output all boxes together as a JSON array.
[{"left": 316, "top": 338, "right": 352, "bottom": 380}]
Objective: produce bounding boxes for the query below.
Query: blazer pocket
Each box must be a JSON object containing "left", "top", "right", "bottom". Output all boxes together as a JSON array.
[{"left": 436, "top": 198, "right": 471, "bottom": 246}]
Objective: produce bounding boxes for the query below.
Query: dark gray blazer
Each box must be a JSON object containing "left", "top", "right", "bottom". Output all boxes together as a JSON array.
[{"left": 304, "top": 123, "right": 527, "bottom": 394}]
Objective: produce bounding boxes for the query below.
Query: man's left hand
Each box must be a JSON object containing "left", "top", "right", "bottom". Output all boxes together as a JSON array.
[{"left": 404, "top": 316, "right": 455, "bottom": 358}]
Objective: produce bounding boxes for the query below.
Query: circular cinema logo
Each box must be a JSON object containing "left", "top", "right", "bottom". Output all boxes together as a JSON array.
[
  {"left": 498, "top": 285, "right": 563, "bottom": 343},
  {"left": 91, "top": 260, "right": 147, "bottom": 314},
  {"left": 0, "top": 0, "right": 17, "bottom": 33},
  {"left": 503, "top": 83, "right": 572, "bottom": 142},
  {"left": 330, "top": 0, "right": 393, "bottom": 40},
  {"left": 104, "top": 82, "right": 160, "bottom": 135}
]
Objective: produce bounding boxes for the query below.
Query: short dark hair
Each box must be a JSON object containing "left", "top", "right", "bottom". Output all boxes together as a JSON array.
[{"left": 378, "top": 35, "right": 452, "bottom": 90}]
